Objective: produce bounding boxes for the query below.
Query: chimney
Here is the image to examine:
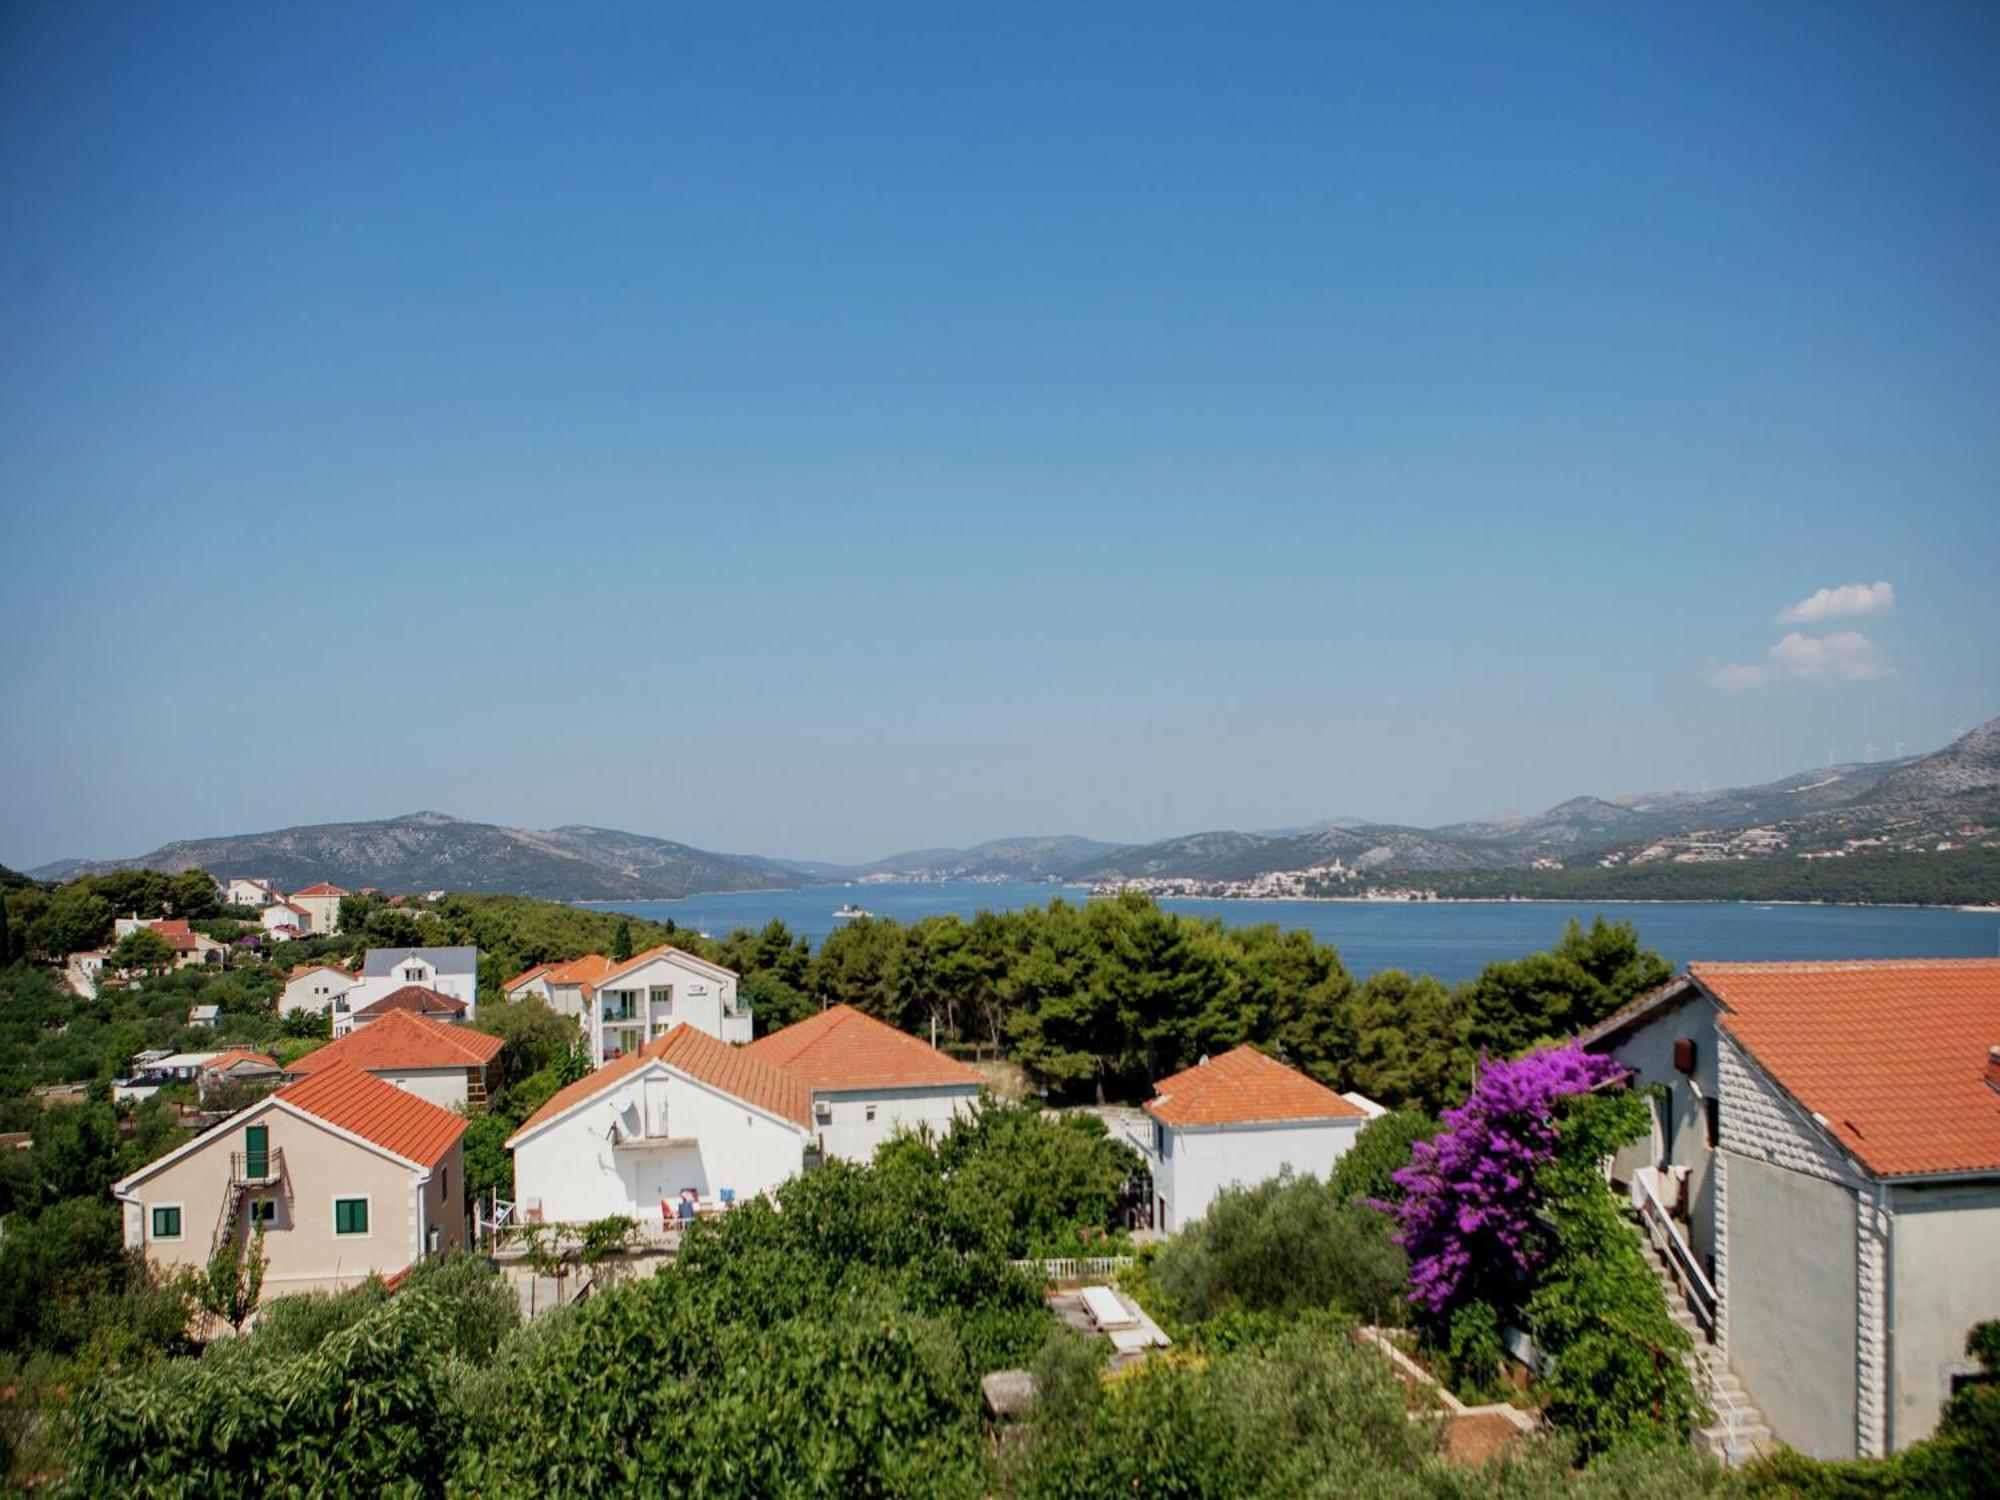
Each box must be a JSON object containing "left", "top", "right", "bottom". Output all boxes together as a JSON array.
[{"left": 1987, "top": 1045, "right": 2000, "bottom": 1095}]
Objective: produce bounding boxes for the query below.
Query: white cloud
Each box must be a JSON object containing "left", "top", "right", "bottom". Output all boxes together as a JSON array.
[
  {"left": 1775, "top": 580, "right": 1894, "bottom": 625},
  {"left": 1711, "top": 629, "right": 1893, "bottom": 693}
]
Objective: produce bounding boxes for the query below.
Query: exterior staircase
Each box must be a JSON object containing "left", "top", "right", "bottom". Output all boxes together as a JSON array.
[{"left": 1631, "top": 1230, "right": 1774, "bottom": 1465}]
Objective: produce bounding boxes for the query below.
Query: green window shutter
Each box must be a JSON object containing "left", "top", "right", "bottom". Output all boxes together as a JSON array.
[
  {"left": 334, "top": 1198, "right": 369, "bottom": 1235},
  {"left": 151, "top": 1206, "right": 181, "bottom": 1238}
]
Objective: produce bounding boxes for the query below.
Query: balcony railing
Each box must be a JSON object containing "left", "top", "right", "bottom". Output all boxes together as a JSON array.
[
  {"left": 1633, "top": 1168, "right": 1715, "bottom": 1337},
  {"left": 230, "top": 1147, "right": 285, "bottom": 1186}
]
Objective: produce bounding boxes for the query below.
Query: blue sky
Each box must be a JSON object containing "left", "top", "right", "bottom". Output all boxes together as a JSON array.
[{"left": 3, "top": 1, "right": 1998, "bottom": 867}]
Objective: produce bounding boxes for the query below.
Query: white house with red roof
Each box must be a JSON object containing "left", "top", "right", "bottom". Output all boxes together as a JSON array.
[
  {"left": 506, "top": 1025, "right": 813, "bottom": 1225},
  {"left": 288, "top": 882, "right": 349, "bottom": 935},
  {"left": 281, "top": 963, "right": 357, "bottom": 1019},
  {"left": 112, "top": 1061, "right": 467, "bottom": 1302},
  {"left": 745, "top": 1004, "right": 985, "bottom": 1162},
  {"left": 220, "top": 876, "right": 281, "bottom": 909},
  {"left": 337, "top": 983, "right": 470, "bottom": 1039},
  {"left": 342, "top": 947, "right": 479, "bottom": 1032},
  {"left": 1581, "top": 959, "right": 2000, "bottom": 1462},
  {"left": 527, "top": 945, "right": 751, "bottom": 1066},
  {"left": 259, "top": 900, "right": 311, "bottom": 940},
  {"left": 290, "top": 1009, "right": 505, "bottom": 1112},
  {"left": 1142, "top": 1045, "right": 1371, "bottom": 1233}
]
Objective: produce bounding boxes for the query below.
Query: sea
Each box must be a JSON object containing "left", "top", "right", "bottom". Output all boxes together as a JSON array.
[{"left": 595, "top": 882, "right": 2000, "bottom": 986}]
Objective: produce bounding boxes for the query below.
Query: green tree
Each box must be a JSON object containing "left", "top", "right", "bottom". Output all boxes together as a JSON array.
[
  {"left": 610, "top": 915, "right": 634, "bottom": 963},
  {"left": 199, "top": 1224, "right": 269, "bottom": 1334},
  {"left": 1339, "top": 969, "right": 1468, "bottom": 1112},
  {"left": 27, "top": 883, "right": 112, "bottom": 958},
  {"left": 108, "top": 926, "right": 177, "bottom": 974}
]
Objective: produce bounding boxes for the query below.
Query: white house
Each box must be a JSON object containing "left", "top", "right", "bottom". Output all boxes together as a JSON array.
[
  {"left": 345, "top": 947, "right": 479, "bottom": 1023},
  {"left": 288, "top": 882, "right": 349, "bottom": 936},
  {"left": 282, "top": 963, "right": 357, "bottom": 1019},
  {"left": 221, "top": 877, "right": 280, "bottom": 909},
  {"left": 288, "top": 1008, "right": 504, "bottom": 1112},
  {"left": 507, "top": 1024, "right": 812, "bottom": 1225},
  {"left": 336, "top": 984, "right": 468, "bottom": 1038},
  {"left": 1143, "top": 1045, "right": 1371, "bottom": 1233},
  {"left": 1581, "top": 959, "right": 2000, "bottom": 1460},
  {"left": 188, "top": 1004, "right": 220, "bottom": 1028},
  {"left": 745, "top": 1004, "right": 985, "bottom": 1163},
  {"left": 524, "top": 945, "right": 749, "bottom": 1066},
  {"left": 260, "top": 901, "right": 312, "bottom": 938}
]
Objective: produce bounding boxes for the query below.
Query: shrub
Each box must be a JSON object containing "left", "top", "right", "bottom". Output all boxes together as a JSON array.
[
  {"left": 1329, "top": 1109, "right": 1441, "bottom": 1207},
  {"left": 1151, "top": 1171, "right": 1408, "bottom": 1329}
]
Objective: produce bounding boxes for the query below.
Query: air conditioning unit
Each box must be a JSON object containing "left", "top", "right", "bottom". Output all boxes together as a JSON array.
[{"left": 814, "top": 1099, "right": 833, "bottom": 1120}]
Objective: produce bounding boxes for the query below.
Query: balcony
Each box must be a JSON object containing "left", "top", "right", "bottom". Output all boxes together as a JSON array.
[{"left": 230, "top": 1147, "right": 285, "bottom": 1186}]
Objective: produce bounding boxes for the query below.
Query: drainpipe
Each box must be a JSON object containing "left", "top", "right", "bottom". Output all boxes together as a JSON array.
[{"left": 415, "top": 1168, "right": 430, "bottom": 1267}]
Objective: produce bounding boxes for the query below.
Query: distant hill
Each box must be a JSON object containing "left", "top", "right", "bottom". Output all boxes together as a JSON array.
[
  {"left": 23, "top": 717, "right": 1997, "bottom": 901},
  {"left": 26, "top": 812, "right": 806, "bottom": 901}
]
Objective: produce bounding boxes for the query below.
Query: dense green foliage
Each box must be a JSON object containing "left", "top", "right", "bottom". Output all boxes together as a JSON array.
[
  {"left": 1140, "top": 1172, "right": 1409, "bottom": 1333},
  {"left": 1424, "top": 847, "right": 2000, "bottom": 905},
  {"left": 1328, "top": 1109, "right": 1443, "bottom": 1207},
  {"left": 1014, "top": 1314, "right": 1737, "bottom": 1500}
]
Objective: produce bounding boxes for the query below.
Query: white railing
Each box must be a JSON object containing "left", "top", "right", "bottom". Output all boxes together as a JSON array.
[
  {"left": 1011, "top": 1255, "right": 1134, "bottom": 1284},
  {"left": 1631, "top": 1169, "right": 1716, "bottom": 1337}
]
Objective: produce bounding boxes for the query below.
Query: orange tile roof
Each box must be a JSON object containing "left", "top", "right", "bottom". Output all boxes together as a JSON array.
[
  {"left": 277, "top": 1060, "right": 466, "bottom": 1167},
  {"left": 203, "top": 1048, "right": 279, "bottom": 1073},
  {"left": 352, "top": 983, "right": 468, "bottom": 1020},
  {"left": 543, "top": 954, "right": 615, "bottom": 992},
  {"left": 511, "top": 1023, "right": 812, "bottom": 1140},
  {"left": 290, "top": 882, "right": 350, "bottom": 897},
  {"left": 573, "top": 944, "right": 734, "bottom": 998},
  {"left": 745, "top": 1004, "right": 984, "bottom": 1091},
  {"left": 291, "top": 1008, "right": 504, "bottom": 1074},
  {"left": 1144, "top": 1044, "right": 1365, "bottom": 1128},
  {"left": 1689, "top": 959, "right": 2000, "bottom": 1178}
]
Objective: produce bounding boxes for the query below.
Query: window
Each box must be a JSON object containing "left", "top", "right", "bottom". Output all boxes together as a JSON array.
[
  {"left": 865, "top": 1104, "right": 877, "bottom": 1122},
  {"left": 151, "top": 1205, "right": 183, "bottom": 1240},
  {"left": 403, "top": 966, "right": 424, "bottom": 983},
  {"left": 650, "top": 986, "right": 673, "bottom": 1010},
  {"left": 334, "top": 1197, "right": 370, "bottom": 1236},
  {"left": 440, "top": 1166, "right": 448, "bottom": 1199},
  {"left": 249, "top": 1199, "right": 277, "bottom": 1226},
  {"left": 1704, "top": 1096, "right": 1720, "bottom": 1150}
]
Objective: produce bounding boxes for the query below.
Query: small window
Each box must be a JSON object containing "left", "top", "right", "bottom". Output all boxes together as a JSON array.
[
  {"left": 1704, "top": 1096, "right": 1720, "bottom": 1150},
  {"left": 249, "top": 1199, "right": 277, "bottom": 1226},
  {"left": 440, "top": 1166, "right": 448, "bottom": 1198},
  {"left": 334, "top": 1197, "right": 370, "bottom": 1235},
  {"left": 865, "top": 1104, "right": 877, "bottom": 1122},
  {"left": 151, "top": 1205, "right": 183, "bottom": 1240}
]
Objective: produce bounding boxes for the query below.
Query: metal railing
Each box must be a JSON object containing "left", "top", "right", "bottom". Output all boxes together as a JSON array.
[
  {"left": 1633, "top": 1169, "right": 1716, "bottom": 1337},
  {"left": 230, "top": 1147, "right": 285, "bottom": 1186}
]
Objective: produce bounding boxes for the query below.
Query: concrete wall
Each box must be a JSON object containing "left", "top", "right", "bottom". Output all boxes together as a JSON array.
[
  {"left": 1721, "top": 1150, "right": 1862, "bottom": 1458},
  {"left": 366, "top": 1066, "right": 469, "bottom": 1111},
  {"left": 1157, "top": 1117, "right": 1364, "bottom": 1231},
  {"left": 119, "top": 1103, "right": 450, "bottom": 1299},
  {"left": 512, "top": 1062, "right": 806, "bottom": 1223},
  {"left": 1888, "top": 1179, "right": 2000, "bottom": 1447},
  {"left": 812, "top": 1084, "right": 981, "bottom": 1163},
  {"left": 1595, "top": 988, "right": 1720, "bottom": 1268}
]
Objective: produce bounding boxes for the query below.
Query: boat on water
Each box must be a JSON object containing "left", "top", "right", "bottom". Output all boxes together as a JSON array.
[{"left": 833, "top": 902, "right": 874, "bottom": 920}]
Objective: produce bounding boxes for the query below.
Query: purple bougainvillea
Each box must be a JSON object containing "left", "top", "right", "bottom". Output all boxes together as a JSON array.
[{"left": 1392, "top": 1045, "right": 1625, "bottom": 1318}]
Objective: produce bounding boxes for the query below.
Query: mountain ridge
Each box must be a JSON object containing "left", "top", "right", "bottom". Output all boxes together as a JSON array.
[{"left": 23, "top": 716, "right": 1998, "bottom": 898}]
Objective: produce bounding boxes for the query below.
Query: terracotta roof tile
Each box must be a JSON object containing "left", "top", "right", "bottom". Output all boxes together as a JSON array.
[
  {"left": 1145, "top": 1044, "right": 1364, "bottom": 1128},
  {"left": 543, "top": 954, "right": 614, "bottom": 992},
  {"left": 1690, "top": 959, "right": 2000, "bottom": 1178},
  {"left": 511, "top": 1023, "right": 812, "bottom": 1140},
  {"left": 351, "top": 984, "right": 469, "bottom": 1020},
  {"left": 572, "top": 944, "right": 733, "bottom": 999},
  {"left": 290, "top": 882, "right": 350, "bottom": 897},
  {"left": 291, "top": 1008, "right": 504, "bottom": 1074},
  {"left": 277, "top": 1061, "right": 466, "bottom": 1167},
  {"left": 745, "top": 1005, "right": 984, "bottom": 1091},
  {"left": 288, "top": 963, "right": 355, "bottom": 982},
  {"left": 203, "top": 1048, "right": 279, "bottom": 1073}
]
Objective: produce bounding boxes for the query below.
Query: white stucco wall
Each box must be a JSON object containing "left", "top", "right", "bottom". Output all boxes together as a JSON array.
[
  {"left": 1154, "top": 1117, "right": 1364, "bottom": 1232},
  {"left": 347, "top": 960, "right": 477, "bottom": 1019},
  {"left": 1594, "top": 989, "right": 1721, "bottom": 1269},
  {"left": 364, "top": 1066, "right": 469, "bottom": 1111},
  {"left": 1887, "top": 1179, "right": 2000, "bottom": 1447},
  {"left": 587, "top": 954, "right": 745, "bottom": 1065},
  {"left": 811, "top": 1084, "right": 981, "bottom": 1163},
  {"left": 511, "top": 1063, "right": 806, "bottom": 1224},
  {"left": 281, "top": 970, "right": 354, "bottom": 1017}
]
